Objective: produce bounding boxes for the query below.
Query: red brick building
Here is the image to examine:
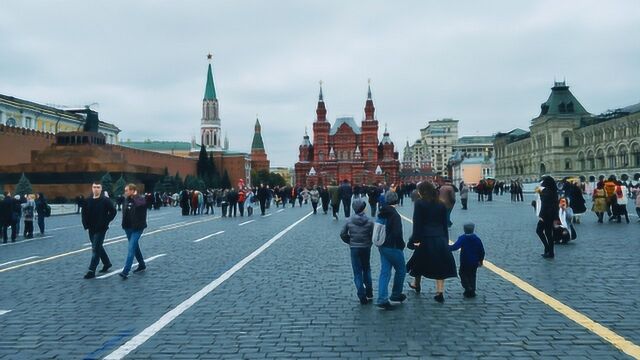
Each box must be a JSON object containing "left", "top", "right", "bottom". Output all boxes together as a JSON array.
[
  {"left": 250, "top": 118, "right": 270, "bottom": 172},
  {"left": 295, "top": 83, "right": 400, "bottom": 186}
]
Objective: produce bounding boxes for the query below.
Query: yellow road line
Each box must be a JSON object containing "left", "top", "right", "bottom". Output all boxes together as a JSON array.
[{"left": 399, "top": 213, "right": 640, "bottom": 359}]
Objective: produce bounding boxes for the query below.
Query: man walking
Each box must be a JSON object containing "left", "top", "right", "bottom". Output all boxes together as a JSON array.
[
  {"left": 82, "top": 182, "right": 117, "bottom": 279},
  {"left": 119, "top": 184, "right": 148, "bottom": 279},
  {"left": 339, "top": 179, "right": 353, "bottom": 218},
  {"left": 257, "top": 183, "right": 269, "bottom": 216}
]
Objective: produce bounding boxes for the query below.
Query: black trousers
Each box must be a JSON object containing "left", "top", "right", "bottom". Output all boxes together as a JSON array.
[
  {"left": 238, "top": 202, "right": 244, "bottom": 216},
  {"left": 221, "top": 203, "right": 228, "bottom": 217},
  {"left": 88, "top": 231, "right": 111, "bottom": 272},
  {"left": 459, "top": 264, "right": 478, "bottom": 293},
  {"left": 461, "top": 198, "right": 468, "bottom": 210},
  {"left": 259, "top": 200, "right": 267, "bottom": 215},
  {"left": 341, "top": 198, "right": 351, "bottom": 217},
  {"left": 311, "top": 201, "right": 318, "bottom": 214},
  {"left": 2, "top": 223, "right": 17, "bottom": 242},
  {"left": 23, "top": 221, "right": 34, "bottom": 238},
  {"left": 228, "top": 202, "right": 237, "bottom": 217},
  {"left": 321, "top": 200, "right": 329, "bottom": 214},
  {"left": 536, "top": 220, "right": 554, "bottom": 255},
  {"left": 331, "top": 203, "right": 339, "bottom": 218}
]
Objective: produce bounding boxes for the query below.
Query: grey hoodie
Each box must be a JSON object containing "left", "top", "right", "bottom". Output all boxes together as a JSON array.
[{"left": 340, "top": 212, "right": 374, "bottom": 248}]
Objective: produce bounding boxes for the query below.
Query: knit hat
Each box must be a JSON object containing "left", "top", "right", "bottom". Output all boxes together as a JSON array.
[
  {"left": 385, "top": 191, "right": 399, "bottom": 205},
  {"left": 463, "top": 222, "right": 475, "bottom": 234},
  {"left": 352, "top": 199, "right": 366, "bottom": 214}
]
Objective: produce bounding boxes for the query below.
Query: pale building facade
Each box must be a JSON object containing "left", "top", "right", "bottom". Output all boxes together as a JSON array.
[
  {"left": 0, "top": 94, "right": 120, "bottom": 144},
  {"left": 494, "top": 82, "right": 640, "bottom": 182},
  {"left": 419, "top": 119, "right": 459, "bottom": 177}
]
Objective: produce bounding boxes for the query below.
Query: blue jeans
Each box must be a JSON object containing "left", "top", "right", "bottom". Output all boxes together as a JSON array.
[
  {"left": 377, "top": 247, "right": 406, "bottom": 304},
  {"left": 122, "top": 228, "right": 145, "bottom": 275},
  {"left": 350, "top": 247, "right": 372, "bottom": 299}
]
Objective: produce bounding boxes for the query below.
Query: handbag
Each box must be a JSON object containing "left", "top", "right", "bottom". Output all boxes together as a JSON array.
[{"left": 372, "top": 217, "right": 386, "bottom": 247}]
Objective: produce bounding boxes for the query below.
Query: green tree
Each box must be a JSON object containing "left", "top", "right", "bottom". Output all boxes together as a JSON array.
[
  {"left": 197, "top": 144, "right": 208, "bottom": 178},
  {"left": 114, "top": 174, "right": 126, "bottom": 197},
  {"left": 101, "top": 172, "right": 113, "bottom": 196},
  {"left": 174, "top": 172, "right": 184, "bottom": 191},
  {"left": 221, "top": 170, "right": 231, "bottom": 189},
  {"left": 15, "top": 173, "right": 33, "bottom": 196},
  {"left": 268, "top": 172, "right": 286, "bottom": 187}
]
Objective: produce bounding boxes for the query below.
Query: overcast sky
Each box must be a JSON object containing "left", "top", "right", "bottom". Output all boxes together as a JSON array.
[{"left": 2, "top": 1, "right": 639, "bottom": 166}]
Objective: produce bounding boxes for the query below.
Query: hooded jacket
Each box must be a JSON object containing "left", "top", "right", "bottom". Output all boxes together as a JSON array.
[
  {"left": 340, "top": 211, "right": 374, "bottom": 248},
  {"left": 378, "top": 205, "right": 405, "bottom": 250}
]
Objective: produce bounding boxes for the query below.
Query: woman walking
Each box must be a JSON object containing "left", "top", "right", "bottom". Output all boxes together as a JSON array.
[
  {"left": 591, "top": 182, "right": 608, "bottom": 223},
  {"left": 406, "top": 182, "right": 457, "bottom": 303},
  {"left": 535, "top": 176, "right": 559, "bottom": 258}
]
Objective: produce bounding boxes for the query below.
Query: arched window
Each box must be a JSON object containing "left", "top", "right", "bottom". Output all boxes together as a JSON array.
[
  {"left": 318, "top": 151, "right": 324, "bottom": 161},
  {"left": 6, "top": 118, "right": 17, "bottom": 127},
  {"left": 631, "top": 143, "right": 640, "bottom": 167},
  {"left": 566, "top": 102, "right": 574, "bottom": 113},
  {"left": 564, "top": 158, "right": 572, "bottom": 170},
  {"left": 596, "top": 149, "right": 605, "bottom": 169},
  {"left": 606, "top": 148, "right": 616, "bottom": 169}
]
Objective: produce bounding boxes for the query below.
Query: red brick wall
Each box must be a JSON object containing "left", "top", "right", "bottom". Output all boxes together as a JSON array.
[{"left": 0, "top": 125, "right": 55, "bottom": 166}]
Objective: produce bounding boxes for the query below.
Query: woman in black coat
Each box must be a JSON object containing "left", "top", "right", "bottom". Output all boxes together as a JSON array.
[
  {"left": 406, "top": 181, "right": 457, "bottom": 303},
  {"left": 536, "top": 176, "right": 559, "bottom": 258}
]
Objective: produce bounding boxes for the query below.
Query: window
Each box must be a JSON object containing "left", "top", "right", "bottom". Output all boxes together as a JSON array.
[
  {"left": 565, "top": 159, "right": 571, "bottom": 170},
  {"left": 564, "top": 136, "right": 570, "bottom": 147},
  {"left": 559, "top": 102, "right": 566, "bottom": 113},
  {"left": 566, "top": 102, "right": 574, "bottom": 113},
  {"left": 6, "top": 118, "right": 17, "bottom": 127},
  {"left": 26, "top": 117, "right": 32, "bottom": 129}
]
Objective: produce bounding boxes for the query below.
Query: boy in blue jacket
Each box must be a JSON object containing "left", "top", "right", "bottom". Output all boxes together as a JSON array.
[{"left": 449, "top": 222, "right": 485, "bottom": 298}]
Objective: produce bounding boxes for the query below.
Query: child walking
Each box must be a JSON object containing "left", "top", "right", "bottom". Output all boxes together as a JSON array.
[
  {"left": 449, "top": 223, "right": 485, "bottom": 298},
  {"left": 340, "top": 199, "right": 374, "bottom": 304}
]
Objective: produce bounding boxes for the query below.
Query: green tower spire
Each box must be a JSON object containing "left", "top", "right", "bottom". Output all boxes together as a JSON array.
[
  {"left": 251, "top": 118, "right": 265, "bottom": 150},
  {"left": 204, "top": 54, "right": 217, "bottom": 100}
]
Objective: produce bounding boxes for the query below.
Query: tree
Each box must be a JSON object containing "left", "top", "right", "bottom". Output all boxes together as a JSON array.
[
  {"left": 101, "top": 172, "right": 114, "bottom": 196},
  {"left": 15, "top": 173, "right": 33, "bottom": 196},
  {"left": 174, "top": 172, "right": 184, "bottom": 191},
  {"left": 221, "top": 170, "right": 231, "bottom": 189},
  {"left": 197, "top": 144, "right": 208, "bottom": 178},
  {"left": 114, "top": 174, "right": 126, "bottom": 197}
]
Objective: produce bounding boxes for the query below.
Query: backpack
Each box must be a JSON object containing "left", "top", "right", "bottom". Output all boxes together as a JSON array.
[
  {"left": 372, "top": 217, "right": 387, "bottom": 247},
  {"left": 44, "top": 203, "right": 51, "bottom": 217}
]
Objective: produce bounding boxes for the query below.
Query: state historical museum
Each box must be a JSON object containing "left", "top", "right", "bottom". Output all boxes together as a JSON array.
[{"left": 295, "top": 83, "right": 400, "bottom": 186}]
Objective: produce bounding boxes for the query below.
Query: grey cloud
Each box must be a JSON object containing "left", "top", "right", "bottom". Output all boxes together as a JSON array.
[{"left": 1, "top": 0, "right": 639, "bottom": 166}]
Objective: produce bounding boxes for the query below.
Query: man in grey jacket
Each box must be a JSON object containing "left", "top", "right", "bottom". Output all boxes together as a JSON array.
[{"left": 340, "top": 199, "right": 374, "bottom": 304}]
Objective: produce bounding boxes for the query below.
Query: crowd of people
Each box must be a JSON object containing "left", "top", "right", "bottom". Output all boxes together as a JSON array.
[
  {"left": 5, "top": 173, "right": 639, "bottom": 305},
  {"left": 0, "top": 192, "right": 50, "bottom": 243}
]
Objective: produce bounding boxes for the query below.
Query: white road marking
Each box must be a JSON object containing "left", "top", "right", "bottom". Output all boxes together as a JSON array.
[
  {"left": 277, "top": 209, "right": 284, "bottom": 213},
  {"left": 97, "top": 254, "right": 167, "bottom": 279},
  {"left": 103, "top": 212, "right": 314, "bottom": 360},
  {"left": 48, "top": 225, "right": 82, "bottom": 231},
  {"left": 0, "top": 310, "right": 11, "bottom": 316},
  {"left": 193, "top": 231, "right": 225, "bottom": 243},
  {"left": 0, "top": 236, "right": 54, "bottom": 247},
  {"left": 262, "top": 214, "right": 272, "bottom": 218},
  {"left": 0, "top": 256, "right": 40, "bottom": 267},
  {"left": 238, "top": 220, "right": 255, "bottom": 226},
  {"left": 0, "top": 217, "right": 219, "bottom": 273}
]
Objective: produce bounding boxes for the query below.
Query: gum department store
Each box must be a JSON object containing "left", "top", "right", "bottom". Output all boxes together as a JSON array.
[{"left": 494, "top": 81, "right": 640, "bottom": 183}]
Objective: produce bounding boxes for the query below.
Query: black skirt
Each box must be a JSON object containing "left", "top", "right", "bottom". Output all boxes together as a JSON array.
[{"left": 407, "top": 235, "right": 457, "bottom": 280}]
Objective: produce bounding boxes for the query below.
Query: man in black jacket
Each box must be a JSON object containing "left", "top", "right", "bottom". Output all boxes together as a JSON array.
[
  {"left": 119, "top": 183, "right": 148, "bottom": 279},
  {"left": 0, "top": 193, "right": 15, "bottom": 243},
  {"left": 82, "top": 182, "right": 117, "bottom": 279},
  {"left": 339, "top": 179, "right": 353, "bottom": 218},
  {"left": 257, "top": 183, "right": 269, "bottom": 216}
]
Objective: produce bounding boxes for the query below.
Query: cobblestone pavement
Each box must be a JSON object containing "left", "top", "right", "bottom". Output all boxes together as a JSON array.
[{"left": 0, "top": 196, "right": 638, "bottom": 359}]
